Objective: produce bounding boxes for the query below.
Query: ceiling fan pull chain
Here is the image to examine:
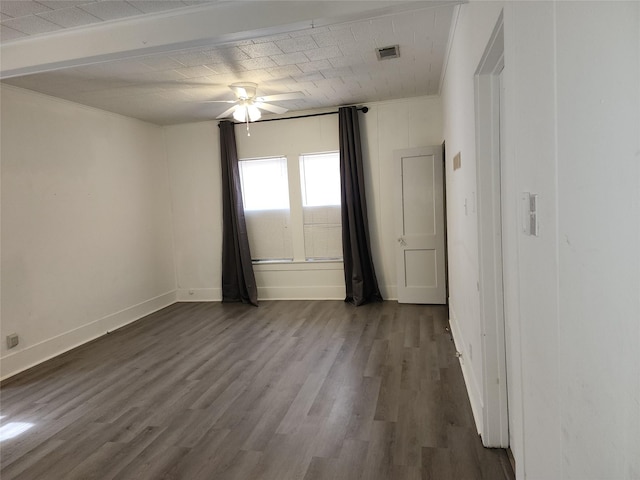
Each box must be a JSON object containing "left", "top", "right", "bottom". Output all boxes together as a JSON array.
[{"left": 246, "top": 117, "right": 251, "bottom": 136}]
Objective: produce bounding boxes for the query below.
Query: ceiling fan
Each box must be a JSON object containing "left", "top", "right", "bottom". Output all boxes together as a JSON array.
[{"left": 208, "top": 82, "right": 305, "bottom": 122}]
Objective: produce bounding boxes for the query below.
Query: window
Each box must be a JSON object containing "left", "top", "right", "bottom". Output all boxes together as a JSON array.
[
  {"left": 299, "top": 152, "right": 343, "bottom": 261},
  {"left": 300, "top": 152, "right": 341, "bottom": 207},
  {"left": 238, "top": 157, "right": 293, "bottom": 261},
  {"left": 238, "top": 152, "right": 343, "bottom": 263},
  {"left": 239, "top": 157, "right": 290, "bottom": 211}
]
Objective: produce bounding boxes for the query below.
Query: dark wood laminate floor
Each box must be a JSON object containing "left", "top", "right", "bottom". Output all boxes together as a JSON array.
[{"left": 0, "top": 301, "right": 514, "bottom": 480}]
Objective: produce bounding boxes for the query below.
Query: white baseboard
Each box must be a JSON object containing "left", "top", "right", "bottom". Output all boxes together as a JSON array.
[
  {"left": 176, "top": 286, "right": 395, "bottom": 302},
  {"left": 448, "top": 304, "right": 484, "bottom": 436},
  {"left": 257, "top": 285, "right": 345, "bottom": 300},
  {"left": 176, "top": 288, "right": 222, "bottom": 302},
  {"left": 1, "top": 290, "right": 177, "bottom": 381},
  {"left": 381, "top": 285, "right": 397, "bottom": 301}
]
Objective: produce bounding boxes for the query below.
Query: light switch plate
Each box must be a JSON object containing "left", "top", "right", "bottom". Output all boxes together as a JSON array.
[{"left": 522, "top": 192, "right": 539, "bottom": 236}]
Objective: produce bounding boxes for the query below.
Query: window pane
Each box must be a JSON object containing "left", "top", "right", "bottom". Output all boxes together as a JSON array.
[
  {"left": 303, "top": 206, "right": 343, "bottom": 260},
  {"left": 239, "top": 157, "right": 293, "bottom": 261},
  {"left": 239, "top": 157, "right": 290, "bottom": 211},
  {"left": 245, "top": 209, "right": 293, "bottom": 261},
  {"left": 299, "top": 152, "right": 342, "bottom": 260},
  {"left": 299, "top": 152, "right": 341, "bottom": 207}
]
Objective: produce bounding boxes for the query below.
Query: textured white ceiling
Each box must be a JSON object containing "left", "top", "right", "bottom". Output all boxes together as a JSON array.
[
  {"left": 1, "top": 1, "right": 457, "bottom": 125},
  {"left": 0, "top": 1, "right": 209, "bottom": 41}
]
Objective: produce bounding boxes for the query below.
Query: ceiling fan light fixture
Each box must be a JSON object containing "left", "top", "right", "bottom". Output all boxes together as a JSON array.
[
  {"left": 232, "top": 103, "right": 262, "bottom": 123},
  {"left": 233, "top": 105, "right": 246, "bottom": 122},
  {"left": 215, "top": 83, "right": 302, "bottom": 121},
  {"left": 247, "top": 104, "right": 261, "bottom": 122}
]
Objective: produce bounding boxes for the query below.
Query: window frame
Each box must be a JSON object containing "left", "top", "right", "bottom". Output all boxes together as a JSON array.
[
  {"left": 238, "top": 155, "right": 293, "bottom": 262},
  {"left": 238, "top": 151, "right": 343, "bottom": 265},
  {"left": 299, "top": 151, "right": 343, "bottom": 262}
]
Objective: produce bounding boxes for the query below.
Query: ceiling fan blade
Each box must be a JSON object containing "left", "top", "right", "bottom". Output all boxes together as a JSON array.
[
  {"left": 202, "top": 100, "right": 237, "bottom": 103},
  {"left": 256, "top": 102, "right": 288, "bottom": 115},
  {"left": 256, "top": 92, "right": 305, "bottom": 102},
  {"left": 216, "top": 105, "right": 237, "bottom": 119}
]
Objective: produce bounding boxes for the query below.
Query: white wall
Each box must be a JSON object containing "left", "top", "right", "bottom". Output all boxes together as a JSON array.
[
  {"left": 0, "top": 86, "right": 177, "bottom": 379},
  {"left": 554, "top": 3, "right": 639, "bottom": 478},
  {"left": 503, "top": 2, "right": 563, "bottom": 476},
  {"left": 362, "top": 97, "right": 444, "bottom": 300},
  {"left": 164, "top": 122, "right": 223, "bottom": 302},
  {"left": 440, "top": 1, "right": 504, "bottom": 441},
  {"left": 443, "top": 1, "right": 640, "bottom": 479},
  {"left": 164, "top": 96, "right": 443, "bottom": 301}
]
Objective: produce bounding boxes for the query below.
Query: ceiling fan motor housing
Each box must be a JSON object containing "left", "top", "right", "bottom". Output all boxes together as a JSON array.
[{"left": 231, "top": 82, "right": 258, "bottom": 100}]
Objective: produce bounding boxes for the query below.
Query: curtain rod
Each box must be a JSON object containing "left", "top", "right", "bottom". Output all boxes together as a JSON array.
[{"left": 232, "top": 106, "right": 368, "bottom": 125}]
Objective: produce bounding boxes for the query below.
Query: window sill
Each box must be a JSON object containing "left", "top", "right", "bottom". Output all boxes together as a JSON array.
[{"left": 252, "top": 260, "right": 343, "bottom": 272}]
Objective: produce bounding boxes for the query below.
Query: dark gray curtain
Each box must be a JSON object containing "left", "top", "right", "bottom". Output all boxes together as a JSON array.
[
  {"left": 219, "top": 121, "right": 258, "bottom": 306},
  {"left": 339, "top": 106, "right": 383, "bottom": 306}
]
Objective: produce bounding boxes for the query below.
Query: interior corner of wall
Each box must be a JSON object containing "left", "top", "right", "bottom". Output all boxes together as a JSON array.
[{"left": 0, "top": 290, "right": 177, "bottom": 381}]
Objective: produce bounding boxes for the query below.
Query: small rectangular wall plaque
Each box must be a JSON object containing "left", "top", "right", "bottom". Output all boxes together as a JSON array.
[{"left": 453, "top": 152, "right": 461, "bottom": 170}]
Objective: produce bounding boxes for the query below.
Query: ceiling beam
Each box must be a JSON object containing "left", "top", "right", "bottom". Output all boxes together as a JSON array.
[{"left": 0, "top": 1, "right": 455, "bottom": 79}]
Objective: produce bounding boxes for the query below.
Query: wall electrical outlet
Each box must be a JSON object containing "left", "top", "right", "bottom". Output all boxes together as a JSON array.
[{"left": 7, "top": 333, "right": 19, "bottom": 349}]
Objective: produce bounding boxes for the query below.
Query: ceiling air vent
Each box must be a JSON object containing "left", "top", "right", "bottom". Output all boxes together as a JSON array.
[{"left": 376, "top": 45, "right": 400, "bottom": 60}]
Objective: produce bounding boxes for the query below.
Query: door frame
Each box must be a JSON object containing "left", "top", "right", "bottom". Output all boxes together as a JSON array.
[{"left": 474, "top": 14, "right": 509, "bottom": 448}]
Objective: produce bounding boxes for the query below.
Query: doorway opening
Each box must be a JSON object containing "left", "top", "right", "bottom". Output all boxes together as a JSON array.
[{"left": 474, "top": 14, "right": 509, "bottom": 448}]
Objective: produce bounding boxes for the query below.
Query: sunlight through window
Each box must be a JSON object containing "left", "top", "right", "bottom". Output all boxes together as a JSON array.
[
  {"left": 238, "top": 156, "right": 290, "bottom": 211},
  {"left": 238, "top": 156, "right": 293, "bottom": 261},
  {"left": 300, "top": 152, "right": 343, "bottom": 260},
  {"left": 0, "top": 422, "right": 34, "bottom": 441},
  {"left": 299, "top": 152, "right": 341, "bottom": 207}
]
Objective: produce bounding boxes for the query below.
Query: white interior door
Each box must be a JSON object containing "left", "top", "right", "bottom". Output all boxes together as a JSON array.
[{"left": 395, "top": 146, "right": 446, "bottom": 304}]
